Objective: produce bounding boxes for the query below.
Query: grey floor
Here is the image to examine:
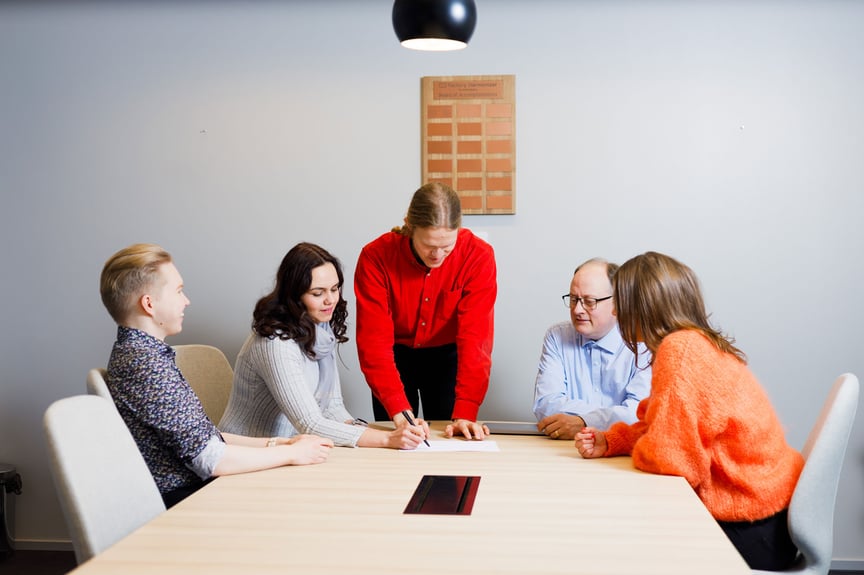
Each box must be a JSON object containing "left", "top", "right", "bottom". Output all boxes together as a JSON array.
[
  {"left": 0, "top": 550, "right": 77, "bottom": 575},
  {"left": 1, "top": 549, "right": 862, "bottom": 575}
]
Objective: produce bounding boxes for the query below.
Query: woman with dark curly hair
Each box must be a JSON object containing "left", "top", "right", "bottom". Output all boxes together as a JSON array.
[{"left": 220, "top": 242, "right": 427, "bottom": 449}]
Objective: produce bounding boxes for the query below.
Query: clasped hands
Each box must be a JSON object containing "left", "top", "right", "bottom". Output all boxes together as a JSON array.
[
  {"left": 537, "top": 413, "right": 587, "bottom": 440},
  {"left": 537, "top": 415, "right": 608, "bottom": 458}
]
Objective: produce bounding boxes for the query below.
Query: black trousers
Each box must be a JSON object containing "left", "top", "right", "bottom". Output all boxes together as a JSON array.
[
  {"left": 161, "top": 477, "right": 214, "bottom": 509},
  {"left": 718, "top": 508, "right": 798, "bottom": 570},
  {"left": 372, "top": 343, "right": 457, "bottom": 421}
]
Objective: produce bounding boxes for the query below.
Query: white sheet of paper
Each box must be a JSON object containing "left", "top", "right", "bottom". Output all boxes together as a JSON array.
[{"left": 401, "top": 440, "right": 500, "bottom": 453}]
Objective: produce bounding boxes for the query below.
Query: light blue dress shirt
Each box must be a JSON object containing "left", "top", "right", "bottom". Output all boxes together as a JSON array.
[{"left": 532, "top": 322, "right": 652, "bottom": 429}]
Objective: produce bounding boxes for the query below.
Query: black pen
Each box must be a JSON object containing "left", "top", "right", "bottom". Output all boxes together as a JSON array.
[{"left": 401, "top": 410, "right": 431, "bottom": 447}]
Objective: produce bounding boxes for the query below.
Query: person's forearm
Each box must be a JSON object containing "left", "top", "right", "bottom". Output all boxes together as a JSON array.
[
  {"left": 355, "top": 428, "right": 389, "bottom": 448},
  {"left": 221, "top": 432, "right": 271, "bottom": 448},
  {"left": 212, "top": 443, "right": 302, "bottom": 475}
]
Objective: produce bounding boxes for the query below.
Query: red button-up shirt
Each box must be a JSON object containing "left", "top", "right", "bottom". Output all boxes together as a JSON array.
[{"left": 354, "top": 228, "right": 497, "bottom": 421}]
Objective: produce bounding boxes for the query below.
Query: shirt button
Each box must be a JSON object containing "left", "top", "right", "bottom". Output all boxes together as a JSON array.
[
  {"left": 421, "top": 321, "right": 426, "bottom": 326},
  {"left": 424, "top": 297, "right": 429, "bottom": 302}
]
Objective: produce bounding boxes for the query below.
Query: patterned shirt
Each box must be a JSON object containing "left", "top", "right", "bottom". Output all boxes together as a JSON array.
[{"left": 107, "top": 326, "right": 223, "bottom": 493}]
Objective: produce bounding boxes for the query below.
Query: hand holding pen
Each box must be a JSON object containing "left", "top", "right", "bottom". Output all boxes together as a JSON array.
[{"left": 400, "top": 410, "right": 431, "bottom": 447}]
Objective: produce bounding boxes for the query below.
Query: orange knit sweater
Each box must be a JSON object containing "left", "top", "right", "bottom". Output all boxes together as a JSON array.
[{"left": 604, "top": 330, "right": 803, "bottom": 522}]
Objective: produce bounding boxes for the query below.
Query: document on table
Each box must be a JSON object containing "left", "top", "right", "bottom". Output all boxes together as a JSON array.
[{"left": 401, "top": 440, "right": 500, "bottom": 453}]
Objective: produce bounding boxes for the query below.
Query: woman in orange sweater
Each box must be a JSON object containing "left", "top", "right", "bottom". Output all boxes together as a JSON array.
[{"left": 576, "top": 251, "right": 803, "bottom": 571}]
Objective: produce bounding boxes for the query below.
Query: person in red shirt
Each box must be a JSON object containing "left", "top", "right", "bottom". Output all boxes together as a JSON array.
[{"left": 354, "top": 183, "right": 497, "bottom": 439}]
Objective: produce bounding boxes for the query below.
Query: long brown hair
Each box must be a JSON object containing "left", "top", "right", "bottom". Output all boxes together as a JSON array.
[
  {"left": 392, "top": 182, "right": 462, "bottom": 235},
  {"left": 252, "top": 243, "right": 348, "bottom": 358},
  {"left": 614, "top": 251, "right": 745, "bottom": 365}
]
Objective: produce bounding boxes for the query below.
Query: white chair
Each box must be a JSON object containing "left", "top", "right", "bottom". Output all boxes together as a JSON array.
[
  {"left": 174, "top": 344, "right": 234, "bottom": 423},
  {"left": 85, "top": 368, "right": 113, "bottom": 403},
  {"left": 753, "top": 373, "right": 859, "bottom": 575},
  {"left": 43, "top": 395, "right": 165, "bottom": 564}
]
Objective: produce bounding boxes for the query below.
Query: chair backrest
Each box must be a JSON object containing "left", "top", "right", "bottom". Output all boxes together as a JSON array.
[
  {"left": 43, "top": 395, "right": 165, "bottom": 564},
  {"left": 786, "top": 373, "right": 859, "bottom": 575},
  {"left": 85, "top": 368, "right": 113, "bottom": 403},
  {"left": 173, "top": 344, "right": 234, "bottom": 423}
]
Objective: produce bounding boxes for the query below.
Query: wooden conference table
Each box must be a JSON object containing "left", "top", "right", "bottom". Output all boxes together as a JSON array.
[{"left": 69, "top": 423, "right": 749, "bottom": 575}]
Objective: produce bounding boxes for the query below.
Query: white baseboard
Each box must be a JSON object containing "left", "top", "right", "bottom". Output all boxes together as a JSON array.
[
  {"left": 832, "top": 559, "right": 864, "bottom": 571},
  {"left": 10, "top": 539, "right": 73, "bottom": 551}
]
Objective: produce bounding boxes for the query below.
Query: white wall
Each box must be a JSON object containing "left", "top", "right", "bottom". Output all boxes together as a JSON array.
[{"left": 1, "top": 0, "right": 862, "bottom": 566}]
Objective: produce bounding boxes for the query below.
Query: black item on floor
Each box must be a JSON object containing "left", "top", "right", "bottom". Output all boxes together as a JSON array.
[{"left": 0, "top": 463, "right": 22, "bottom": 560}]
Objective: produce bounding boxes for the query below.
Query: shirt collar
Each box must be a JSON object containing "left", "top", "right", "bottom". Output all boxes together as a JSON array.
[
  {"left": 117, "top": 325, "right": 175, "bottom": 357},
  {"left": 578, "top": 324, "right": 623, "bottom": 354}
]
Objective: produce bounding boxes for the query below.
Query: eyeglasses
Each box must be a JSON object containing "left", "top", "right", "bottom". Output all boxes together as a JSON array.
[{"left": 561, "top": 294, "right": 613, "bottom": 311}]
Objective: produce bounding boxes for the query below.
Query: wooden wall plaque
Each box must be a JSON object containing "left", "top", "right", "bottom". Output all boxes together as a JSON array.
[{"left": 421, "top": 75, "right": 516, "bottom": 215}]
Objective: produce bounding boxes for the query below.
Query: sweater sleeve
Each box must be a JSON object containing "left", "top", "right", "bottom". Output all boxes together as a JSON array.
[
  {"left": 254, "top": 338, "right": 364, "bottom": 447},
  {"left": 604, "top": 398, "right": 651, "bottom": 456},
  {"left": 451, "top": 240, "right": 497, "bottom": 421},
  {"left": 603, "top": 333, "right": 708, "bottom": 472},
  {"left": 354, "top": 242, "right": 411, "bottom": 418},
  {"left": 630, "top": 367, "right": 711, "bottom": 488},
  {"left": 623, "top": 333, "right": 715, "bottom": 489},
  {"left": 319, "top": 374, "right": 355, "bottom": 425},
  {"left": 615, "top": 331, "right": 803, "bottom": 521}
]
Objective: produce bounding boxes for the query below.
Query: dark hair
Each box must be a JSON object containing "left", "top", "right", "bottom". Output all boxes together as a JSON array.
[
  {"left": 614, "top": 251, "right": 746, "bottom": 365},
  {"left": 252, "top": 243, "right": 348, "bottom": 358}
]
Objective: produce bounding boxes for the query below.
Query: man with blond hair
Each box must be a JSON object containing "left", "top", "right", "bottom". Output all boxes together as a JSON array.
[{"left": 100, "top": 243, "right": 333, "bottom": 507}]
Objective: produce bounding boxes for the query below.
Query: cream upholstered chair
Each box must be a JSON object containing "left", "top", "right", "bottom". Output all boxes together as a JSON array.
[
  {"left": 753, "top": 373, "right": 859, "bottom": 575},
  {"left": 85, "top": 368, "right": 113, "bottom": 403},
  {"left": 43, "top": 395, "right": 165, "bottom": 564},
  {"left": 173, "top": 344, "right": 234, "bottom": 423}
]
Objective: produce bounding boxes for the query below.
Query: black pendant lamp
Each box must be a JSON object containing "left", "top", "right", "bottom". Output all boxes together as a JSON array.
[{"left": 392, "top": 0, "right": 478, "bottom": 51}]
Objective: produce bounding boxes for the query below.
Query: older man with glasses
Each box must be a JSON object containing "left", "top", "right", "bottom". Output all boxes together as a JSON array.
[{"left": 533, "top": 258, "right": 652, "bottom": 440}]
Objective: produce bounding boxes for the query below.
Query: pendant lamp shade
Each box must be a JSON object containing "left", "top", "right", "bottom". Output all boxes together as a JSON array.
[{"left": 392, "top": 0, "right": 477, "bottom": 51}]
